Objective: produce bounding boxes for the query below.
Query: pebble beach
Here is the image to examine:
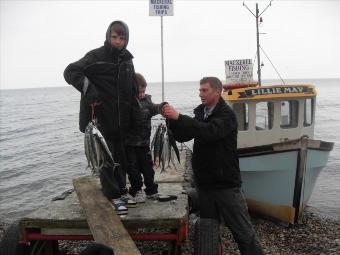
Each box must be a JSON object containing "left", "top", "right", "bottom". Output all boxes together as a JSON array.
[{"left": 62, "top": 210, "right": 340, "bottom": 255}]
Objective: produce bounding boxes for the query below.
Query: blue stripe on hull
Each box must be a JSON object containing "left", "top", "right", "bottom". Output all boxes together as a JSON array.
[
  {"left": 240, "top": 149, "right": 331, "bottom": 219},
  {"left": 240, "top": 151, "right": 298, "bottom": 207}
]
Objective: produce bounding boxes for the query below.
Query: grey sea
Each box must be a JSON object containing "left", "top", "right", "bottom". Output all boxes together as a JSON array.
[{"left": 0, "top": 78, "right": 339, "bottom": 223}]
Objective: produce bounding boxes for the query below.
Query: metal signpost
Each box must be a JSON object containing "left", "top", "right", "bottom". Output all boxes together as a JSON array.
[{"left": 149, "top": 0, "right": 174, "bottom": 101}]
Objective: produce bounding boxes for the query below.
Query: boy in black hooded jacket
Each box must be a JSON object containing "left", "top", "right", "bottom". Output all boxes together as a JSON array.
[
  {"left": 64, "top": 20, "right": 140, "bottom": 215},
  {"left": 125, "top": 73, "right": 161, "bottom": 202}
]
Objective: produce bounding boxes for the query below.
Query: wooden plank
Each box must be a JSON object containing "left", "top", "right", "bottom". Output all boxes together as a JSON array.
[{"left": 73, "top": 176, "right": 141, "bottom": 255}]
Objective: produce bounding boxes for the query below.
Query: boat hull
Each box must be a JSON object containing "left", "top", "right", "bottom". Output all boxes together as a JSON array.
[{"left": 238, "top": 138, "right": 333, "bottom": 224}]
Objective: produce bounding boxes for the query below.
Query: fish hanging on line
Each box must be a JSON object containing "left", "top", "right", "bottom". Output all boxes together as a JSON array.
[
  {"left": 151, "top": 123, "right": 180, "bottom": 173},
  {"left": 84, "top": 120, "right": 119, "bottom": 176}
]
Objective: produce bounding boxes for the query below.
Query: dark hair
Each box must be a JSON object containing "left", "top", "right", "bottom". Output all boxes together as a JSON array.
[
  {"left": 200, "top": 77, "right": 222, "bottom": 92},
  {"left": 110, "top": 23, "right": 126, "bottom": 36},
  {"left": 135, "top": 73, "right": 147, "bottom": 88}
]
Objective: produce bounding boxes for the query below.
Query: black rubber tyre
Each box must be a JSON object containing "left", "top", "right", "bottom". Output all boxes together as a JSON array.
[
  {"left": 167, "top": 240, "right": 182, "bottom": 255},
  {"left": 187, "top": 188, "right": 199, "bottom": 214},
  {"left": 79, "top": 242, "right": 115, "bottom": 255},
  {"left": 194, "top": 218, "right": 220, "bottom": 255},
  {"left": 0, "top": 221, "right": 30, "bottom": 255}
]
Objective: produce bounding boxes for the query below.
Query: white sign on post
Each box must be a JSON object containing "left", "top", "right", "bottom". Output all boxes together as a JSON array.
[
  {"left": 149, "top": 0, "right": 174, "bottom": 16},
  {"left": 225, "top": 59, "right": 253, "bottom": 84}
]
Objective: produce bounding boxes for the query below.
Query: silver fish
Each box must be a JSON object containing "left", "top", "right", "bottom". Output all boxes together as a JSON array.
[
  {"left": 151, "top": 122, "right": 180, "bottom": 174},
  {"left": 84, "top": 120, "right": 119, "bottom": 175},
  {"left": 84, "top": 123, "right": 98, "bottom": 174},
  {"left": 160, "top": 130, "right": 169, "bottom": 173},
  {"left": 170, "top": 146, "right": 178, "bottom": 171},
  {"left": 152, "top": 124, "right": 162, "bottom": 164},
  {"left": 158, "top": 125, "right": 166, "bottom": 166}
]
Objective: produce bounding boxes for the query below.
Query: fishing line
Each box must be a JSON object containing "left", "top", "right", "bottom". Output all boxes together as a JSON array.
[{"left": 90, "top": 101, "right": 102, "bottom": 121}]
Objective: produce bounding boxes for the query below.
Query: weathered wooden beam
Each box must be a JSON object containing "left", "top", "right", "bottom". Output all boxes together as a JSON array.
[{"left": 73, "top": 176, "right": 141, "bottom": 255}]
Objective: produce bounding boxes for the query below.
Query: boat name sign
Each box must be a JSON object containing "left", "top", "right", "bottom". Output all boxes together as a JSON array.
[{"left": 239, "top": 86, "right": 314, "bottom": 98}]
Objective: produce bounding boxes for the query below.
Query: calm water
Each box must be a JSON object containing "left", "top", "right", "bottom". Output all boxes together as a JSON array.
[{"left": 0, "top": 79, "right": 339, "bottom": 223}]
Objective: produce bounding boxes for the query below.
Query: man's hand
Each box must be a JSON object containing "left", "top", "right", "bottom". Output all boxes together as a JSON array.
[{"left": 162, "top": 104, "right": 179, "bottom": 120}]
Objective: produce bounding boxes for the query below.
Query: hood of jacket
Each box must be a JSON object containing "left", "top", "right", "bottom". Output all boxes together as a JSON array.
[{"left": 104, "top": 20, "right": 129, "bottom": 52}]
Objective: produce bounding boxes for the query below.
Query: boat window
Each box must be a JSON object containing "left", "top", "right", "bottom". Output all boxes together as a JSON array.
[
  {"left": 256, "top": 102, "right": 274, "bottom": 130},
  {"left": 304, "top": 98, "right": 314, "bottom": 126},
  {"left": 233, "top": 103, "right": 249, "bottom": 131},
  {"left": 280, "top": 100, "right": 299, "bottom": 128}
]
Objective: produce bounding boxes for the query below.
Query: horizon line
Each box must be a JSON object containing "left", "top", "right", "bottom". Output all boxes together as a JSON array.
[{"left": 1, "top": 77, "right": 339, "bottom": 91}]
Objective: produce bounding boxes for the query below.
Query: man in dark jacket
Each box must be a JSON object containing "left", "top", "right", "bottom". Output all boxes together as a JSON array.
[
  {"left": 63, "top": 20, "right": 140, "bottom": 215},
  {"left": 162, "top": 77, "right": 263, "bottom": 255}
]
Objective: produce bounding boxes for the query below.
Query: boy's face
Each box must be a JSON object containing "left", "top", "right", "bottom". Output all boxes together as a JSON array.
[
  {"left": 110, "top": 31, "right": 125, "bottom": 50},
  {"left": 138, "top": 86, "right": 146, "bottom": 99}
]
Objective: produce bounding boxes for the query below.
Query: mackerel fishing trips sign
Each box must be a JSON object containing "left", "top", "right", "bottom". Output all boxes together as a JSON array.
[
  {"left": 149, "top": 0, "right": 174, "bottom": 16},
  {"left": 225, "top": 59, "right": 253, "bottom": 84}
]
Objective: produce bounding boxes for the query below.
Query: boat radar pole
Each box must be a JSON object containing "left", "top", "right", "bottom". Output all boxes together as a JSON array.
[{"left": 243, "top": 1, "right": 272, "bottom": 86}]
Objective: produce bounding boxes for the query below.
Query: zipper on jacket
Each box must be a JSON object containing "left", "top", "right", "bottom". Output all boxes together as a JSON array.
[{"left": 117, "top": 61, "right": 121, "bottom": 128}]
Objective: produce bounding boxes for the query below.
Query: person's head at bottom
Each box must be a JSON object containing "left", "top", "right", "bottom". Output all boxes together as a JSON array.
[{"left": 79, "top": 242, "right": 115, "bottom": 255}]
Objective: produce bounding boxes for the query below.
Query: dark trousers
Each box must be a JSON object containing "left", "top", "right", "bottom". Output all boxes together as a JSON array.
[
  {"left": 99, "top": 138, "right": 128, "bottom": 200},
  {"left": 126, "top": 146, "right": 158, "bottom": 196},
  {"left": 198, "top": 187, "right": 263, "bottom": 255}
]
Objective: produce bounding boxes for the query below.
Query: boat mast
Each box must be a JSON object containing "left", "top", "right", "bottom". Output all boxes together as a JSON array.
[
  {"left": 255, "top": 3, "right": 261, "bottom": 86},
  {"left": 243, "top": 1, "right": 272, "bottom": 86}
]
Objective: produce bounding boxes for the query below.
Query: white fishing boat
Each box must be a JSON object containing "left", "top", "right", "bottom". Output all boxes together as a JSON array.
[
  {"left": 221, "top": 2, "right": 334, "bottom": 224},
  {"left": 222, "top": 83, "right": 333, "bottom": 224}
]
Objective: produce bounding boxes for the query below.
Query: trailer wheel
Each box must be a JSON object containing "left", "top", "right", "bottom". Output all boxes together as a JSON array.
[
  {"left": 194, "top": 218, "right": 220, "bottom": 255},
  {"left": 167, "top": 240, "right": 182, "bottom": 255},
  {"left": 0, "top": 221, "right": 30, "bottom": 255},
  {"left": 187, "top": 188, "right": 199, "bottom": 214}
]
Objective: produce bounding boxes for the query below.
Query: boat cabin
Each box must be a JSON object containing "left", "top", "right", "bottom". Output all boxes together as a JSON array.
[{"left": 222, "top": 84, "right": 317, "bottom": 148}]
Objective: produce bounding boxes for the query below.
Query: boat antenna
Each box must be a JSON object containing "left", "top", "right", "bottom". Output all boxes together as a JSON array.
[{"left": 243, "top": 1, "right": 272, "bottom": 86}]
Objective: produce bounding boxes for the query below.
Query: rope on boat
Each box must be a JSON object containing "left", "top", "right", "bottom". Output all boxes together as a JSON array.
[{"left": 259, "top": 45, "right": 286, "bottom": 85}]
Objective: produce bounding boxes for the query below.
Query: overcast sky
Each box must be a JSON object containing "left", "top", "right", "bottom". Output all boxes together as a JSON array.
[{"left": 1, "top": 0, "right": 339, "bottom": 89}]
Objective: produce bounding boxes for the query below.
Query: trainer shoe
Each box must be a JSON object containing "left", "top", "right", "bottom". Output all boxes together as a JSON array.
[
  {"left": 121, "top": 194, "right": 137, "bottom": 208},
  {"left": 112, "top": 199, "right": 128, "bottom": 215},
  {"left": 134, "top": 190, "right": 146, "bottom": 203}
]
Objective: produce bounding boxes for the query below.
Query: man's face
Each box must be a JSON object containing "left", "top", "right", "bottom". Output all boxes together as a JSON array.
[
  {"left": 199, "top": 82, "right": 220, "bottom": 106},
  {"left": 110, "top": 31, "right": 125, "bottom": 50},
  {"left": 138, "top": 86, "right": 146, "bottom": 100}
]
